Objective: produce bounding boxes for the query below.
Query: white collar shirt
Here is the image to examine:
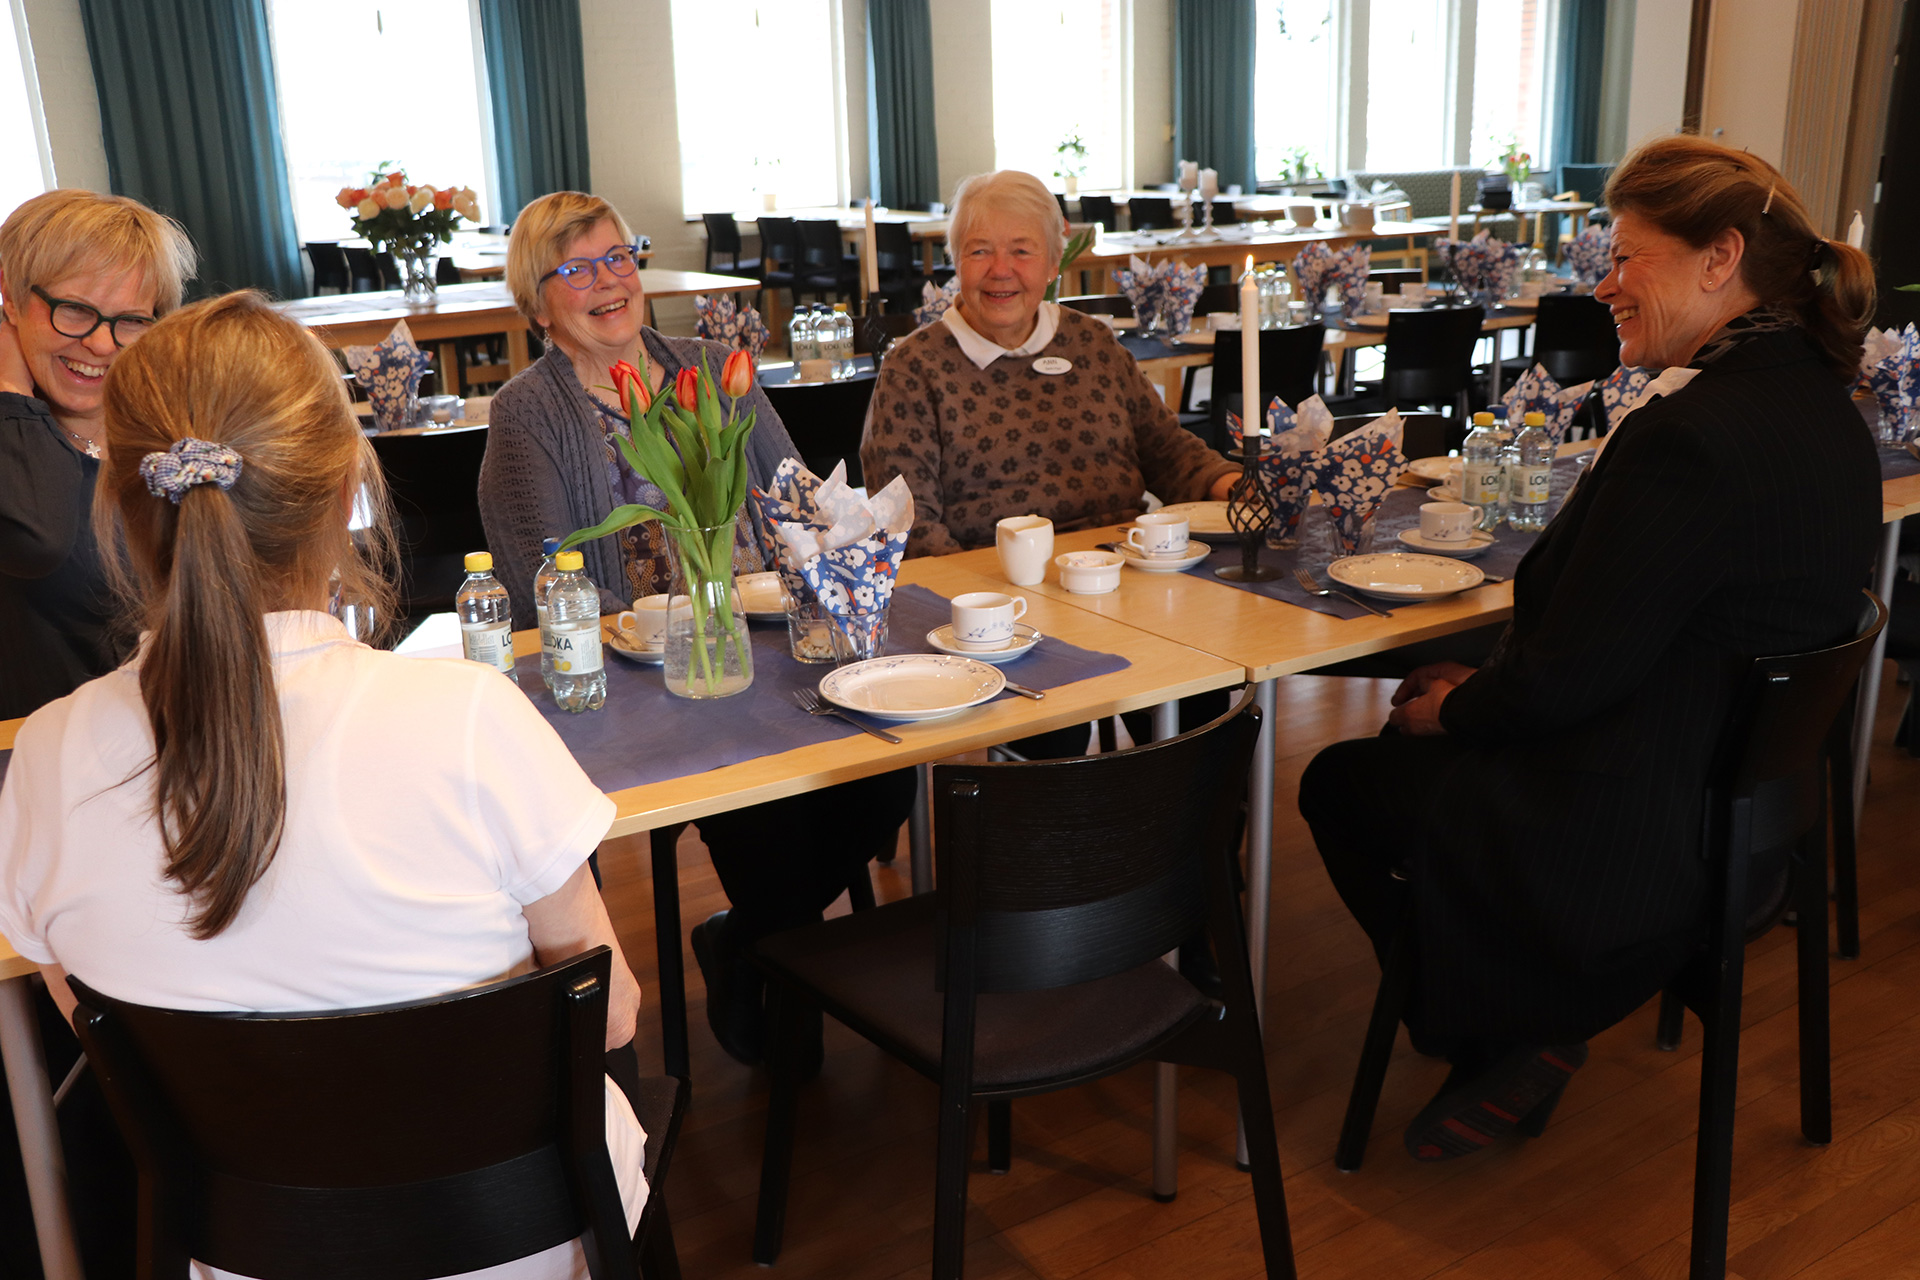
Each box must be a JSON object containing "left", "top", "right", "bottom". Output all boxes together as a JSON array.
[{"left": 942, "top": 301, "right": 1062, "bottom": 370}]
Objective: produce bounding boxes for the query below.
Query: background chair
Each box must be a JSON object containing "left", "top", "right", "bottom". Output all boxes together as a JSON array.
[
  {"left": 70, "top": 947, "right": 688, "bottom": 1280},
  {"left": 1210, "top": 199, "right": 1238, "bottom": 224},
  {"left": 755, "top": 216, "right": 800, "bottom": 313},
  {"left": 304, "top": 242, "right": 350, "bottom": 293},
  {"left": 1331, "top": 410, "right": 1456, "bottom": 460},
  {"left": 872, "top": 220, "right": 926, "bottom": 311},
  {"left": 1530, "top": 293, "right": 1621, "bottom": 386},
  {"left": 1365, "top": 305, "right": 1485, "bottom": 420},
  {"left": 368, "top": 425, "right": 490, "bottom": 625},
  {"left": 341, "top": 246, "right": 384, "bottom": 292},
  {"left": 749, "top": 693, "right": 1296, "bottom": 1280},
  {"left": 1128, "top": 196, "right": 1175, "bottom": 231},
  {"left": 1057, "top": 294, "right": 1134, "bottom": 318},
  {"left": 1199, "top": 323, "right": 1327, "bottom": 451},
  {"left": 700, "top": 212, "right": 762, "bottom": 278},
  {"left": 795, "top": 219, "right": 861, "bottom": 303},
  {"left": 1077, "top": 194, "right": 1118, "bottom": 232},
  {"left": 1367, "top": 268, "right": 1425, "bottom": 294},
  {"left": 762, "top": 376, "right": 878, "bottom": 486},
  {"left": 1334, "top": 594, "right": 1887, "bottom": 1280},
  {"left": 1558, "top": 163, "right": 1615, "bottom": 208}
]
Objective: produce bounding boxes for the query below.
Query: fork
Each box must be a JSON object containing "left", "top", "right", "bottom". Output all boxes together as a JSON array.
[
  {"left": 1293, "top": 567, "right": 1393, "bottom": 618},
  {"left": 793, "top": 688, "right": 902, "bottom": 744}
]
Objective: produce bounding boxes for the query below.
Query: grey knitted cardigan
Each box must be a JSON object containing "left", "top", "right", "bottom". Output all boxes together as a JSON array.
[{"left": 477, "top": 330, "right": 802, "bottom": 628}]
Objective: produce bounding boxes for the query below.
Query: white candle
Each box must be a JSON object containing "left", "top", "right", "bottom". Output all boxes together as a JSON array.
[
  {"left": 1449, "top": 172, "right": 1461, "bottom": 241},
  {"left": 1241, "top": 255, "right": 1262, "bottom": 435},
  {"left": 863, "top": 199, "right": 880, "bottom": 296},
  {"left": 1180, "top": 160, "right": 1198, "bottom": 192},
  {"left": 1848, "top": 211, "right": 1865, "bottom": 249},
  {"left": 1199, "top": 168, "right": 1219, "bottom": 200}
]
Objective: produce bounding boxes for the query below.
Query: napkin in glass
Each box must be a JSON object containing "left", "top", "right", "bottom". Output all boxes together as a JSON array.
[
  {"left": 1300, "top": 412, "right": 1408, "bottom": 556},
  {"left": 343, "top": 320, "right": 433, "bottom": 433},
  {"left": 1226, "top": 394, "right": 1336, "bottom": 541},
  {"left": 1435, "top": 232, "right": 1522, "bottom": 300},
  {"left": 1292, "top": 241, "right": 1372, "bottom": 311},
  {"left": 1114, "top": 256, "right": 1206, "bottom": 333},
  {"left": 915, "top": 278, "right": 961, "bottom": 328},
  {"left": 1500, "top": 364, "right": 1595, "bottom": 446},
  {"left": 751, "top": 458, "right": 915, "bottom": 653},
  {"left": 1594, "top": 363, "right": 1702, "bottom": 433},
  {"left": 1857, "top": 323, "right": 1920, "bottom": 442},
  {"left": 1562, "top": 222, "right": 1612, "bottom": 285},
  {"left": 693, "top": 293, "right": 771, "bottom": 361}
]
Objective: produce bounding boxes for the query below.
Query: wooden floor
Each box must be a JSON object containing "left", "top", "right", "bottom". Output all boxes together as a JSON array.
[{"left": 596, "top": 667, "right": 1920, "bottom": 1280}]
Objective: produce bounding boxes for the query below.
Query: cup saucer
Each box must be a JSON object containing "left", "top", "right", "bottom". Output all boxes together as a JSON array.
[
  {"left": 1397, "top": 527, "right": 1495, "bottom": 558},
  {"left": 926, "top": 622, "right": 1041, "bottom": 664},
  {"left": 607, "top": 630, "right": 666, "bottom": 664}
]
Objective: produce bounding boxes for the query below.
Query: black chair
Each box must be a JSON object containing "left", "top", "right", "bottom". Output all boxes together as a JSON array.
[
  {"left": 1332, "top": 411, "right": 1457, "bottom": 460},
  {"left": 304, "top": 242, "right": 350, "bottom": 293},
  {"left": 435, "top": 256, "right": 464, "bottom": 286},
  {"left": 1559, "top": 163, "right": 1614, "bottom": 206},
  {"left": 1054, "top": 193, "right": 1070, "bottom": 219},
  {"left": 341, "top": 246, "right": 384, "bottom": 292},
  {"left": 749, "top": 692, "right": 1296, "bottom": 1280},
  {"left": 851, "top": 311, "right": 921, "bottom": 358},
  {"left": 795, "top": 219, "right": 861, "bottom": 302},
  {"left": 369, "top": 425, "right": 491, "bottom": 623},
  {"left": 1367, "top": 268, "right": 1424, "bottom": 295},
  {"left": 1334, "top": 593, "right": 1887, "bottom": 1280},
  {"left": 70, "top": 947, "right": 688, "bottom": 1280},
  {"left": 1078, "top": 194, "right": 1118, "bottom": 232},
  {"left": 762, "top": 374, "right": 878, "bottom": 487},
  {"left": 873, "top": 219, "right": 924, "bottom": 309},
  {"left": 756, "top": 216, "right": 800, "bottom": 307},
  {"left": 701, "top": 212, "right": 762, "bottom": 277},
  {"left": 1531, "top": 292, "right": 1621, "bottom": 386},
  {"left": 1057, "top": 294, "right": 1134, "bottom": 318},
  {"left": 1128, "top": 196, "right": 1175, "bottom": 231},
  {"left": 1201, "top": 323, "right": 1327, "bottom": 451},
  {"left": 1379, "top": 304, "right": 1485, "bottom": 420},
  {"left": 1195, "top": 282, "right": 1240, "bottom": 315},
  {"left": 1210, "top": 199, "right": 1238, "bottom": 224}
]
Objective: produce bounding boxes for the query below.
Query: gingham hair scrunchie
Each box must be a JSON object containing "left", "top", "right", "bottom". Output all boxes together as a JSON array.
[{"left": 138, "top": 438, "right": 243, "bottom": 504}]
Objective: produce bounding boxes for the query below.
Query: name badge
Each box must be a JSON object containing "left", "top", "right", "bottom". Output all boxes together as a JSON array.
[{"left": 1032, "top": 356, "right": 1073, "bottom": 375}]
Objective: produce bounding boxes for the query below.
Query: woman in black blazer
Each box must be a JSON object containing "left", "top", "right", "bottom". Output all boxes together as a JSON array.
[{"left": 1299, "top": 137, "right": 1884, "bottom": 1161}]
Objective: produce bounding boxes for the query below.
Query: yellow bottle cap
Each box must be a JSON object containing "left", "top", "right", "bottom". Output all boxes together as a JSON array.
[
  {"left": 834, "top": 302, "right": 848, "bottom": 312},
  {"left": 1472, "top": 412, "right": 1494, "bottom": 425},
  {"left": 1524, "top": 411, "right": 1547, "bottom": 426},
  {"left": 556, "top": 550, "right": 584, "bottom": 571},
  {"left": 464, "top": 552, "right": 493, "bottom": 572}
]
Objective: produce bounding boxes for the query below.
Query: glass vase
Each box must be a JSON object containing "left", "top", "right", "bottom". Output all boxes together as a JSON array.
[
  {"left": 397, "top": 250, "right": 436, "bottom": 302},
  {"left": 664, "top": 522, "right": 754, "bottom": 699}
]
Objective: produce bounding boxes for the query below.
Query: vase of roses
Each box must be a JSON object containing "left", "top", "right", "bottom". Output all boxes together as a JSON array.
[
  {"left": 564, "top": 350, "right": 760, "bottom": 698},
  {"left": 336, "top": 167, "right": 481, "bottom": 302}
]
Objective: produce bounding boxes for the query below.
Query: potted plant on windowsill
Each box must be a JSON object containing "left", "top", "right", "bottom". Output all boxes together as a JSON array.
[{"left": 1055, "top": 131, "right": 1088, "bottom": 198}]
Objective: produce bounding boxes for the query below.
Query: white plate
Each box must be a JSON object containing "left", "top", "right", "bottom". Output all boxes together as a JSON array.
[
  {"left": 606, "top": 632, "right": 665, "bottom": 665},
  {"left": 736, "top": 571, "right": 793, "bottom": 622},
  {"left": 1117, "top": 538, "right": 1212, "bottom": 572},
  {"left": 1425, "top": 484, "right": 1463, "bottom": 503},
  {"left": 1404, "top": 456, "right": 1456, "bottom": 484},
  {"left": 1172, "top": 330, "right": 1216, "bottom": 346},
  {"left": 924, "top": 622, "right": 1042, "bottom": 664},
  {"left": 1153, "top": 500, "right": 1235, "bottom": 536},
  {"left": 818, "top": 655, "right": 1005, "bottom": 722},
  {"left": 1397, "top": 528, "right": 1496, "bottom": 558},
  {"left": 1328, "top": 553, "right": 1485, "bottom": 600}
]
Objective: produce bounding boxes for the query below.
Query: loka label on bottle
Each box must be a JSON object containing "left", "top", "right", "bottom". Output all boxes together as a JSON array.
[
  {"left": 543, "top": 621, "right": 604, "bottom": 675},
  {"left": 1513, "top": 466, "right": 1551, "bottom": 504},
  {"left": 460, "top": 620, "right": 515, "bottom": 675},
  {"left": 1460, "top": 463, "right": 1504, "bottom": 505}
]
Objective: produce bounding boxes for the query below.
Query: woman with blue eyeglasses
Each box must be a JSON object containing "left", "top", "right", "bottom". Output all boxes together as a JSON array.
[
  {"left": 0, "top": 189, "right": 195, "bottom": 718},
  {"left": 479, "top": 191, "right": 914, "bottom": 1071}
]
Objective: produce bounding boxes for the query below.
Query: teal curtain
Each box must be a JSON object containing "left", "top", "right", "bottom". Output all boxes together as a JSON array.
[
  {"left": 1550, "top": 0, "right": 1609, "bottom": 168},
  {"left": 478, "top": 0, "right": 592, "bottom": 224},
  {"left": 867, "top": 0, "right": 939, "bottom": 208},
  {"left": 1174, "top": 0, "right": 1257, "bottom": 193},
  {"left": 78, "top": 0, "right": 303, "bottom": 298}
]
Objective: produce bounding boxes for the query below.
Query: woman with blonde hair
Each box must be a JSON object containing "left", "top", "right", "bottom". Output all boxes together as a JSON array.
[
  {"left": 1300, "top": 136, "right": 1882, "bottom": 1161},
  {"left": 0, "top": 292, "right": 650, "bottom": 1278},
  {"left": 0, "top": 188, "right": 195, "bottom": 717}
]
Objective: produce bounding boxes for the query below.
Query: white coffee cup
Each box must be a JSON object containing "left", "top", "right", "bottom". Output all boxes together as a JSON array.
[
  {"left": 1401, "top": 282, "right": 1429, "bottom": 305},
  {"left": 1127, "top": 511, "right": 1191, "bottom": 557},
  {"left": 797, "top": 357, "right": 834, "bottom": 382},
  {"left": 616, "top": 594, "right": 679, "bottom": 649},
  {"left": 1206, "top": 312, "right": 1241, "bottom": 331},
  {"left": 950, "top": 591, "right": 1028, "bottom": 650},
  {"left": 1419, "top": 501, "right": 1480, "bottom": 544},
  {"left": 995, "top": 515, "right": 1054, "bottom": 586}
]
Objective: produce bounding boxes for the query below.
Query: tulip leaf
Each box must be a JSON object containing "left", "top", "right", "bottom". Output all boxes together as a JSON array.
[{"left": 560, "top": 503, "right": 672, "bottom": 552}]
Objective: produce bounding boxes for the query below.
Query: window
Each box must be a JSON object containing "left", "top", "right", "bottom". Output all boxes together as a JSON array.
[
  {"left": 0, "top": 6, "right": 51, "bottom": 226},
  {"left": 1254, "top": 0, "right": 1336, "bottom": 185},
  {"left": 269, "top": 0, "right": 492, "bottom": 244},
  {"left": 1471, "top": 0, "right": 1549, "bottom": 181},
  {"left": 670, "top": 0, "right": 843, "bottom": 216},
  {"left": 990, "top": 0, "right": 1127, "bottom": 191},
  {"left": 1363, "top": 0, "right": 1450, "bottom": 170}
]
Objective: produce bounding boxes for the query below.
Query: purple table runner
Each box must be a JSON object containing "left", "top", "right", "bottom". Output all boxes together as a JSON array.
[
  {"left": 517, "top": 583, "right": 1131, "bottom": 797},
  {"left": 1880, "top": 443, "right": 1920, "bottom": 481}
]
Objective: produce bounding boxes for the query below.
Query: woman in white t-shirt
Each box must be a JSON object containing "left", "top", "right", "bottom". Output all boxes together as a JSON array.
[{"left": 0, "top": 290, "right": 647, "bottom": 1280}]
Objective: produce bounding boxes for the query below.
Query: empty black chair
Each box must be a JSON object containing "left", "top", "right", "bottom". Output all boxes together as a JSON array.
[
  {"left": 1129, "top": 196, "right": 1175, "bottom": 231},
  {"left": 435, "top": 256, "right": 463, "bottom": 286},
  {"left": 1077, "top": 194, "right": 1118, "bottom": 232},
  {"left": 71, "top": 947, "right": 688, "bottom": 1280},
  {"left": 341, "top": 246, "right": 383, "bottom": 292},
  {"left": 1331, "top": 411, "right": 1457, "bottom": 459},
  {"left": 795, "top": 219, "right": 861, "bottom": 302},
  {"left": 762, "top": 374, "right": 877, "bottom": 487},
  {"left": 701, "top": 212, "right": 762, "bottom": 276},
  {"left": 1054, "top": 193, "right": 1069, "bottom": 219},
  {"left": 305, "top": 242, "right": 350, "bottom": 293},
  {"left": 750, "top": 693, "right": 1296, "bottom": 1280},
  {"left": 873, "top": 219, "right": 924, "bottom": 309},
  {"left": 1531, "top": 292, "right": 1620, "bottom": 386},
  {"left": 1210, "top": 199, "right": 1238, "bottom": 224},
  {"left": 1367, "top": 268, "right": 1424, "bottom": 294},
  {"left": 756, "top": 216, "right": 800, "bottom": 306},
  {"left": 1203, "top": 322, "right": 1327, "bottom": 451},
  {"left": 1057, "top": 293, "right": 1134, "bottom": 318},
  {"left": 369, "top": 425, "right": 490, "bottom": 623},
  {"left": 1335, "top": 593, "right": 1887, "bottom": 1280},
  {"left": 1380, "top": 304, "right": 1485, "bottom": 419},
  {"left": 1559, "top": 163, "right": 1614, "bottom": 206}
]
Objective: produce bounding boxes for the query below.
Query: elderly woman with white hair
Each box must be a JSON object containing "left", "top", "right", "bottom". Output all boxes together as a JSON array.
[{"left": 861, "top": 169, "right": 1239, "bottom": 559}]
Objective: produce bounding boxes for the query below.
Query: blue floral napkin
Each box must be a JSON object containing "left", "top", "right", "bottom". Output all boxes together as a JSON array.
[
  {"left": 343, "top": 320, "right": 432, "bottom": 433},
  {"left": 1292, "top": 241, "right": 1371, "bottom": 311},
  {"left": 1594, "top": 363, "right": 1701, "bottom": 432},
  {"left": 1563, "top": 222, "right": 1612, "bottom": 285},
  {"left": 1501, "top": 365, "right": 1595, "bottom": 446},
  {"left": 916, "top": 278, "right": 960, "bottom": 328},
  {"left": 1436, "top": 232, "right": 1522, "bottom": 300},
  {"left": 1226, "top": 394, "right": 1335, "bottom": 540},
  {"left": 752, "top": 458, "right": 915, "bottom": 647},
  {"left": 1857, "top": 323, "right": 1920, "bottom": 442},
  {"left": 693, "top": 293, "right": 770, "bottom": 360},
  {"left": 1301, "top": 414, "right": 1408, "bottom": 554},
  {"left": 1114, "top": 257, "right": 1206, "bottom": 333}
]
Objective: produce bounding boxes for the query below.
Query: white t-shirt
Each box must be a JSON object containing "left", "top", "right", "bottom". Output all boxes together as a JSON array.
[{"left": 0, "top": 611, "right": 641, "bottom": 1280}]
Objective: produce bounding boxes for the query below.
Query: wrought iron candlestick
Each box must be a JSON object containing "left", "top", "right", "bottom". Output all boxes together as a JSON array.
[
  {"left": 862, "top": 295, "right": 891, "bottom": 364},
  {"left": 1216, "top": 430, "right": 1283, "bottom": 582}
]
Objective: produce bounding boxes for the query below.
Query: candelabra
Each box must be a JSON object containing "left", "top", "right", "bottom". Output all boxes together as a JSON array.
[
  {"left": 862, "top": 295, "right": 892, "bottom": 363},
  {"left": 1215, "top": 430, "right": 1283, "bottom": 582}
]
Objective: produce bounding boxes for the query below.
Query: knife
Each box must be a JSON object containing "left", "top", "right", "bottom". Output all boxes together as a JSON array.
[{"left": 1003, "top": 681, "right": 1045, "bottom": 700}]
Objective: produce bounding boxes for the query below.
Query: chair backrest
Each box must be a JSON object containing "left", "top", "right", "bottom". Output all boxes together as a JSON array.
[
  {"left": 757, "top": 216, "right": 798, "bottom": 270},
  {"left": 1531, "top": 293, "right": 1620, "bottom": 386},
  {"left": 1195, "top": 282, "right": 1239, "bottom": 315},
  {"left": 69, "top": 949, "right": 632, "bottom": 1280},
  {"left": 1382, "top": 304, "right": 1484, "bottom": 404},
  {"left": 1209, "top": 323, "right": 1327, "bottom": 433},
  {"left": 1332, "top": 411, "right": 1457, "bottom": 459},
  {"left": 702, "top": 212, "right": 743, "bottom": 255},
  {"left": 341, "top": 246, "right": 383, "bottom": 292},
  {"left": 797, "top": 219, "right": 847, "bottom": 269},
  {"left": 762, "top": 375, "right": 878, "bottom": 486},
  {"left": 369, "top": 425, "right": 491, "bottom": 616},
  {"left": 1558, "top": 163, "right": 1614, "bottom": 205},
  {"left": 1054, "top": 193, "right": 1069, "bottom": 218},
  {"left": 1128, "top": 196, "right": 1174, "bottom": 230},
  {"left": 1077, "top": 194, "right": 1117, "bottom": 231},
  {"left": 1057, "top": 294, "right": 1134, "bottom": 318},
  {"left": 931, "top": 691, "right": 1262, "bottom": 994},
  {"left": 1367, "top": 268, "right": 1424, "bottom": 294},
  {"left": 436, "top": 256, "right": 463, "bottom": 286},
  {"left": 305, "top": 242, "right": 351, "bottom": 292},
  {"left": 874, "top": 220, "right": 917, "bottom": 273},
  {"left": 1210, "top": 199, "right": 1237, "bottom": 224}
]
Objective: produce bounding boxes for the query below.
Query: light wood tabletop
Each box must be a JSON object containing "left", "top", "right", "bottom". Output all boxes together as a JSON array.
[
  {"left": 0, "top": 934, "right": 30, "bottom": 981},
  {"left": 1884, "top": 467, "right": 1920, "bottom": 521}
]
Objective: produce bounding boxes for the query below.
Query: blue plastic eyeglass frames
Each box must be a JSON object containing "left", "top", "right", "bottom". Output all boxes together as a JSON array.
[{"left": 540, "top": 245, "right": 644, "bottom": 290}]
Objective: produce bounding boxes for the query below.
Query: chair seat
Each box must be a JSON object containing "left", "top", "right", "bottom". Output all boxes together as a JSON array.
[{"left": 757, "top": 896, "right": 1209, "bottom": 1089}]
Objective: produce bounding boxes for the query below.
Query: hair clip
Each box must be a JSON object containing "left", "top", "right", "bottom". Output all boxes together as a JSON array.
[{"left": 1762, "top": 184, "right": 1776, "bottom": 215}]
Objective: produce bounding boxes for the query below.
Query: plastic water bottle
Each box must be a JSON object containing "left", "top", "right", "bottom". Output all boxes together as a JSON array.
[
  {"left": 831, "top": 303, "right": 855, "bottom": 366},
  {"left": 788, "top": 307, "right": 817, "bottom": 361},
  {"left": 1489, "top": 404, "right": 1514, "bottom": 523},
  {"left": 544, "top": 551, "right": 606, "bottom": 712},
  {"left": 1459, "top": 412, "right": 1504, "bottom": 532},
  {"left": 456, "top": 552, "right": 516, "bottom": 683},
  {"left": 1509, "top": 411, "right": 1553, "bottom": 531},
  {"left": 533, "top": 536, "right": 562, "bottom": 689}
]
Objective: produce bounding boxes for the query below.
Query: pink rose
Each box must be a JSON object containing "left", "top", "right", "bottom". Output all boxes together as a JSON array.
[
  {"left": 383, "top": 186, "right": 409, "bottom": 210},
  {"left": 355, "top": 197, "right": 381, "bottom": 219}
]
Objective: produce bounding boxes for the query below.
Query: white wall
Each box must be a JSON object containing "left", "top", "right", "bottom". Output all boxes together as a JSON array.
[
  {"left": 20, "top": 0, "right": 106, "bottom": 190},
  {"left": 930, "top": 0, "right": 995, "bottom": 201},
  {"left": 1621, "top": 0, "right": 1689, "bottom": 150},
  {"left": 1132, "top": 0, "right": 1174, "bottom": 187},
  {"left": 1696, "top": 0, "right": 1798, "bottom": 162}
]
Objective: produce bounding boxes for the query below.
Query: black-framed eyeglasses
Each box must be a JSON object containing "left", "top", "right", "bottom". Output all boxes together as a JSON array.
[
  {"left": 30, "top": 285, "right": 156, "bottom": 347},
  {"left": 539, "top": 244, "right": 643, "bottom": 290}
]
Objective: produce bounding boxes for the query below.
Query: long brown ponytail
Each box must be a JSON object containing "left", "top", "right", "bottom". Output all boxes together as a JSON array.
[{"left": 95, "top": 292, "right": 397, "bottom": 938}]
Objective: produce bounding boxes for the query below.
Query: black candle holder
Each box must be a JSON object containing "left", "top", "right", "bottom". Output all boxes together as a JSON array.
[
  {"left": 861, "top": 295, "right": 892, "bottom": 364},
  {"left": 1215, "top": 430, "right": 1283, "bottom": 582}
]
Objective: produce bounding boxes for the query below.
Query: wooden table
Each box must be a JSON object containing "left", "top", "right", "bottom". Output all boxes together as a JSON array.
[
  {"left": 1065, "top": 220, "right": 1445, "bottom": 293},
  {"left": 1469, "top": 199, "right": 1595, "bottom": 244}
]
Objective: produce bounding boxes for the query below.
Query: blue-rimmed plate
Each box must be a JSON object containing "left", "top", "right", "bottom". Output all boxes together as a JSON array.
[{"left": 819, "top": 654, "right": 1005, "bottom": 722}]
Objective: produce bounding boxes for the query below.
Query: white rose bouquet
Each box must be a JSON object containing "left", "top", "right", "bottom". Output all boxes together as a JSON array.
[{"left": 335, "top": 167, "right": 481, "bottom": 254}]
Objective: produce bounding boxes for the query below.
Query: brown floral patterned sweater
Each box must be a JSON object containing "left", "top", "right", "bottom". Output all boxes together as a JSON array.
[{"left": 859, "top": 307, "right": 1239, "bottom": 557}]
